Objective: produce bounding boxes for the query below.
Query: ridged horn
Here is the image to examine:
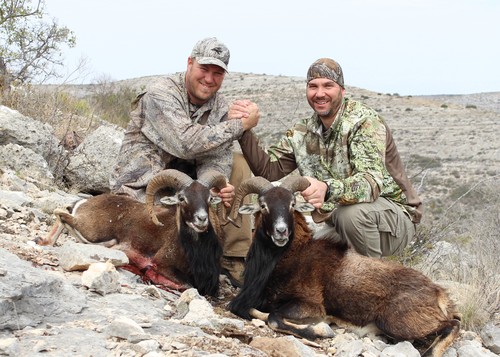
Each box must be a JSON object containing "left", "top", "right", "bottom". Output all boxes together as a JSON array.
[
  {"left": 311, "top": 209, "right": 333, "bottom": 223},
  {"left": 198, "top": 169, "right": 228, "bottom": 191},
  {"left": 198, "top": 169, "right": 230, "bottom": 225},
  {"left": 280, "top": 176, "right": 331, "bottom": 223},
  {"left": 145, "top": 169, "right": 193, "bottom": 226},
  {"left": 228, "top": 176, "right": 274, "bottom": 227},
  {"left": 279, "top": 176, "right": 311, "bottom": 193}
]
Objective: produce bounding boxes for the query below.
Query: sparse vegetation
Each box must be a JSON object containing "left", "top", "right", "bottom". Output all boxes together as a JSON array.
[
  {"left": 408, "top": 154, "right": 443, "bottom": 170},
  {"left": 86, "top": 77, "right": 138, "bottom": 127},
  {"left": 398, "top": 179, "right": 500, "bottom": 331}
]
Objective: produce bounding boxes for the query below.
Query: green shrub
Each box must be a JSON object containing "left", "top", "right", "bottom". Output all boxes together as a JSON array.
[
  {"left": 88, "top": 85, "right": 136, "bottom": 128},
  {"left": 408, "top": 154, "right": 442, "bottom": 170}
]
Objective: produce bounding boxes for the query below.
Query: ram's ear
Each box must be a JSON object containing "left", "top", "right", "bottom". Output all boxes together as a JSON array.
[
  {"left": 160, "top": 195, "right": 180, "bottom": 206},
  {"left": 238, "top": 203, "right": 260, "bottom": 215},
  {"left": 295, "top": 202, "right": 315, "bottom": 213}
]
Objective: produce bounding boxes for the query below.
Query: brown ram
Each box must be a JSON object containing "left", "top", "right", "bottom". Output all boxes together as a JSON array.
[
  {"left": 227, "top": 176, "right": 460, "bottom": 357},
  {"left": 39, "top": 169, "right": 228, "bottom": 297}
]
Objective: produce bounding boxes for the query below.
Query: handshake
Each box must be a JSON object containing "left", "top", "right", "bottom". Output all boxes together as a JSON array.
[{"left": 229, "top": 99, "right": 260, "bottom": 131}]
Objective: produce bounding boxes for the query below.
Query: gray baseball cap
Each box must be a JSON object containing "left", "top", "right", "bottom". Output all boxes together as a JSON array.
[{"left": 191, "top": 37, "right": 230, "bottom": 71}]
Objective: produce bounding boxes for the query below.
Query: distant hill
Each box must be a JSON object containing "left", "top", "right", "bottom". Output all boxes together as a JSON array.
[{"left": 420, "top": 92, "right": 500, "bottom": 113}]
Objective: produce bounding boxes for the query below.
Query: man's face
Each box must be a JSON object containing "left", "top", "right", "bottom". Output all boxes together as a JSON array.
[
  {"left": 186, "top": 58, "right": 225, "bottom": 105},
  {"left": 306, "top": 78, "right": 345, "bottom": 121}
]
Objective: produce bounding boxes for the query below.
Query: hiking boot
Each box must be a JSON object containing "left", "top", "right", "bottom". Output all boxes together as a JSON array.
[{"left": 221, "top": 256, "right": 245, "bottom": 288}]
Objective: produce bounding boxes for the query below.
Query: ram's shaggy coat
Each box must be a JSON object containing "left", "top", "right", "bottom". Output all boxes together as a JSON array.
[
  {"left": 40, "top": 169, "right": 226, "bottom": 297},
  {"left": 228, "top": 176, "right": 460, "bottom": 357}
]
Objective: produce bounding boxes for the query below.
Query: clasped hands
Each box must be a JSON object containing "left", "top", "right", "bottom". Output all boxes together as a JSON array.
[
  {"left": 229, "top": 100, "right": 260, "bottom": 131},
  {"left": 228, "top": 101, "right": 329, "bottom": 209}
]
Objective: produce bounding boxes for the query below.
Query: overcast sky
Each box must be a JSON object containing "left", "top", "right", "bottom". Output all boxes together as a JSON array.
[{"left": 44, "top": 0, "right": 499, "bottom": 96}]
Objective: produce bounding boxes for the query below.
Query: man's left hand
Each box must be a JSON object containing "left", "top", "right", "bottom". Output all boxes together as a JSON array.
[{"left": 217, "top": 183, "right": 235, "bottom": 208}]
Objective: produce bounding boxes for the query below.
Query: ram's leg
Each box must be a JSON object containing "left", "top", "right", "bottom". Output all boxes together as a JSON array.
[
  {"left": 70, "top": 230, "right": 117, "bottom": 247},
  {"left": 324, "top": 315, "right": 382, "bottom": 338},
  {"left": 422, "top": 319, "right": 460, "bottom": 357},
  {"left": 142, "top": 267, "right": 190, "bottom": 292},
  {"left": 248, "top": 308, "right": 325, "bottom": 347},
  {"left": 119, "top": 249, "right": 190, "bottom": 292},
  {"left": 266, "top": 301, "right": 335, "bottom": 340},
  {"left": 58, "top": 222, "right": 103, "bottom": 245},
  {"left": 37, "top": 208, "right": 78, "bottom": 246},
  {"left": 37, "top": 219, "right": 65, "bottom": 246},
  {"left": 249, "top": 308, "right": 269, "bottom": 321},
  {"left": 267, "top": 312, "right": 335, "bottom": 340}
]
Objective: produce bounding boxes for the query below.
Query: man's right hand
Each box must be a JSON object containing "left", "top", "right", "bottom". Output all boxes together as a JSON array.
[
  {"left": 229, "top": 100, "right": 260, "bottom": 130},
  {"left": 242, "top": 102, "right": 260, "bottom": 130},
  {"left": 301, "top": 177, "right": 329, "bottom": 209}
]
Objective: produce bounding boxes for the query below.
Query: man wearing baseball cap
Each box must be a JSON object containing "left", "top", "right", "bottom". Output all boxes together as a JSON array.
[
  {"left": 236, "top": 58, "right": 422, "bottom": 258},
  {"left": 110, "top": 37, "right": 259, "bottom": 286}
]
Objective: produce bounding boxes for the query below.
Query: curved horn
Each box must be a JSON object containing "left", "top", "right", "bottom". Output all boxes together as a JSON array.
[
  {"left": 280, "top": 176, "right": 331, "bottom": 223},
  {"left": 198, "top": 169, "right": 228, "bottom": 191},
  {"left": 311, "top": 209, "right": 333, "bottom": 223},
  {"left": 198, "top": 169, "right": 230, "bottom": 225},
  {"left": 228, "top": 176, "right": 274, "bottom": 226},
  {"left": 145, "top": 169, "right": 193, "bottom": 226},
  {"left": 279, "top": 176, "right": 311, "bottom": 193}
]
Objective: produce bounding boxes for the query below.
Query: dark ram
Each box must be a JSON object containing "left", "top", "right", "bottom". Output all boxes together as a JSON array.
[{"left": 227, "top": 176, "right": 460, "bottom": 357}]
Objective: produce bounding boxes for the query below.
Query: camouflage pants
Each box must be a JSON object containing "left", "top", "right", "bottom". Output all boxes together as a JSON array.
[
  {"left": 222, "top": 152, "right": 253, "bottom": 258},
  {"left": 331, "top": 197, "right": 415, "bottom": 258}
]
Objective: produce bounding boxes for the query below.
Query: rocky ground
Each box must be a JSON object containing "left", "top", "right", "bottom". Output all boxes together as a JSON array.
[{"left": 0, "top": 181, "right": 498, "bottom": 357}]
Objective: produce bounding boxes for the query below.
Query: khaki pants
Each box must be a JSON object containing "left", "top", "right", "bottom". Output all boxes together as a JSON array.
[
  {"left": 222, "top": 152, "right": 253, "bottom": 258},
  {"left": 331, "top": 197, "right": 415, "bottom": 258}
]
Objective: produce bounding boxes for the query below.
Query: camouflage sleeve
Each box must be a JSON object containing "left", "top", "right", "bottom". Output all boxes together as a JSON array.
[
  {"left": 326, "top": 117, "right": 386, "bottom": 205},
  {"left": 195, "top": 146, "right": 233, "bottom": 180},
  {"left": 141, "top": 82, "right": 244, "bottom": 160},
  {"left": 239, "top": 130, "right": 297, "bottom": 181}
]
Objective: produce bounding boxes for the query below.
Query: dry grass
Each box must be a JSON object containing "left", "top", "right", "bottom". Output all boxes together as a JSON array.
[
  {"left": 403, "top": 181, "right": 500, "bottom": 331},
  {"left": 1, "top": 84, "right": 100, "bottom": 142}
]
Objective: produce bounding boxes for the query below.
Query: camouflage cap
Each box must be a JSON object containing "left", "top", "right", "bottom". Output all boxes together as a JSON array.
[
  {"left": 307, "top": 58, "right": 344, "bottom": 88},
  {"left": 191, "top": 37, "right": 230, "bottom": 71}
]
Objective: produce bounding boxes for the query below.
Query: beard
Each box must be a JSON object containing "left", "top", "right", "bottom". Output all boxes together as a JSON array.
[{"left": 315, "top": 108, "right": 333, "bottom": 118}]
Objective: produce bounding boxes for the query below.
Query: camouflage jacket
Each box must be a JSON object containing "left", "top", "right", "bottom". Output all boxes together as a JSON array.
[
  {"left": 110, "top": 72, "right": 244, "bottom": 200},
  {"left": 239, "top": 97, "right": 423, "bottom": 223}
]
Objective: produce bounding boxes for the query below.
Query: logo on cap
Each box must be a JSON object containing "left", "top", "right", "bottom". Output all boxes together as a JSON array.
[{"left": 191, "top": 37, "right": 230, "bottom": 71}]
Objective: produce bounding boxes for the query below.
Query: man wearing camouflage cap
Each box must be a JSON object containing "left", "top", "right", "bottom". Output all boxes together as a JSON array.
[
  {"left": 236, "top": 58, "right": 423, "bottom": 258},
  {"left": 110, "top": 37, "right": 259, "bottom": 286}
]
